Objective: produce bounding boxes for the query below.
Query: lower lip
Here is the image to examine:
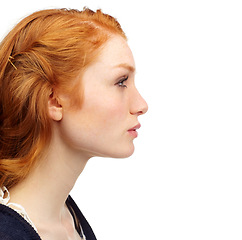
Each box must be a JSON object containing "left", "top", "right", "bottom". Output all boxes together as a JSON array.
[{"left": 128, "top": 130, "right": 138, "bottom": 138}]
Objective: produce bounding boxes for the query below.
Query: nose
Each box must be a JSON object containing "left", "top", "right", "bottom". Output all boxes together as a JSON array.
[{"left": 130, "top": 88, "right": 148, "bottom": 116}]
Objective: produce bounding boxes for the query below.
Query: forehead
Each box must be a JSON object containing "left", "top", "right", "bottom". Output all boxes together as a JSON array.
[{"left": 96, "top": 35, "right": 135, "bottom": 70}]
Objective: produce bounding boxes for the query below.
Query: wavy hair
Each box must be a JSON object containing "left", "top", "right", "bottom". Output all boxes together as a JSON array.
[{"left": 0, "top": 8, "right": 126, "bottom": 189}]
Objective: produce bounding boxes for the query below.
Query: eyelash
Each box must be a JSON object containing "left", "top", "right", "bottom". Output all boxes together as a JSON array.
[{"left": 115, "top": 76, "right": 128, "bottom": 88}]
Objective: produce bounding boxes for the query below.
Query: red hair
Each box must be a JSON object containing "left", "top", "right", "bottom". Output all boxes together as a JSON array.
[{"left": 0, "top": 8, "right": 126, "bottom": 189}]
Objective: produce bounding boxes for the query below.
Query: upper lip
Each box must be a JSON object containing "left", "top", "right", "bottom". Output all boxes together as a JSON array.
[{"left": 128, "top": 123, "right": 141, "bottom": 131}]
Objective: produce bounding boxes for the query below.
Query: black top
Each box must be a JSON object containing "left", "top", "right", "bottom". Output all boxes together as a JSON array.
[{"left": 0, "top": 196, "right": 97, "bottom": 240}]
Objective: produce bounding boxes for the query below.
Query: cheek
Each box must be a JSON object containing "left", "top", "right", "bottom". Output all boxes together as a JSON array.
[
  {"left": 85, "top": 87, "right": 128, "bottom": 125},
  {"left": 88, "top": 96, "right": 128, "bottom": 133},
  {"left": 59, "top": 94, "right": 129, "bottom": 152},
  {"left": 102, "top": 100, "right": 126, "bottom": 117}
]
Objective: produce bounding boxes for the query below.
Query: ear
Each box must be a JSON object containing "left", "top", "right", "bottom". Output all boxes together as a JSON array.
[{"left": 48, "top": 92, "right": 63, "bottom": 121}]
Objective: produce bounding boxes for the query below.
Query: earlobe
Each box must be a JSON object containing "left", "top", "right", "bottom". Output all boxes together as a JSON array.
[{"left": 48, "top": 93, "right": 63, "bottom": 121}]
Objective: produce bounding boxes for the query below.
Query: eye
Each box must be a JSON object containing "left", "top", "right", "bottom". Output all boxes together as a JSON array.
[{"left": 115, "top": 76, "right": 128, "bottom": 88}]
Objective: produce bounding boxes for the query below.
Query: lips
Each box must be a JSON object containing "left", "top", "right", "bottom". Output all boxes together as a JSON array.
[
  {"left": 128, "top": 123, "right": 141, "bottom": 138},
  {"left": 128, "top": 123, "right": 141, "bottom": 132}
]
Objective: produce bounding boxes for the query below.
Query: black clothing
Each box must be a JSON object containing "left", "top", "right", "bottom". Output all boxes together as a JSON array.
[{"left": 0, "top": 196, "right": 96, "bottom": 240}]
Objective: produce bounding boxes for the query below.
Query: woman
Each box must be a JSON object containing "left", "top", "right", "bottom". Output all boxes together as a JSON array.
[{"left": 0, "top": 7, "right": 148, "bottom": 240}]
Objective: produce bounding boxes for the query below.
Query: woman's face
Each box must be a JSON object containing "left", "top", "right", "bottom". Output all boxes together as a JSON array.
[{"left": 58, "top": 35, "right": 148, "bottom": 158}]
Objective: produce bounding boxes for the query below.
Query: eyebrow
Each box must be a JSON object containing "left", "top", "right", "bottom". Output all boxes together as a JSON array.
[{"left": 114, "top": 63, "right": 136, "bottom": 73}]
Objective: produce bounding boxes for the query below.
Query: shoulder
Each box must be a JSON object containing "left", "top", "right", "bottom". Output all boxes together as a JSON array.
[{"left": 0, "top": 204, "right": 41, "bottom": 240}]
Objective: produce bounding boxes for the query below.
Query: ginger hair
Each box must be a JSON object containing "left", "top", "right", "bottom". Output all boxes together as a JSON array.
[{"left": 0, "top": 8, "right": 126, "bottom": 189}]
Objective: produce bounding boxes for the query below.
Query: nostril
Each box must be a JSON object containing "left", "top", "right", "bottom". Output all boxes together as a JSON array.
[{"left": 137, "top": 110, "right": 144, "bottom": 116}]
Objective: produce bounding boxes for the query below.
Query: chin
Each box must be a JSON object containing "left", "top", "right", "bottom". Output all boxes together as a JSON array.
[
  {"left": 110, "top": 145, "right": 135, "bottom": 159},
  {"left": 90, "top": 142, "right": 135, "bottom": 159}
]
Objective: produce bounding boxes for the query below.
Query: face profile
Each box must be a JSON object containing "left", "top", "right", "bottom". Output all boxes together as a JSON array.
[{"left": 53, "top": 35, "right": 148, "bottom": 159}]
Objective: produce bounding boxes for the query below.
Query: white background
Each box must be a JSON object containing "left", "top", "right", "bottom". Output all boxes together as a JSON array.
[{"left": 1, "top": 0, "right": 242, "bottom": 239}]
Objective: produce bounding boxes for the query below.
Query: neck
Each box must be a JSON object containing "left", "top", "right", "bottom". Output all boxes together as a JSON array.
[{"left": 9, "top": 131, "right": 90, "bottom": 225}]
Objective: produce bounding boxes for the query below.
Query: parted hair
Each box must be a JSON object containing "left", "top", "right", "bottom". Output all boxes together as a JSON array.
[{"left": 0, "top": 8, "right": 126, "bottom": 189}]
